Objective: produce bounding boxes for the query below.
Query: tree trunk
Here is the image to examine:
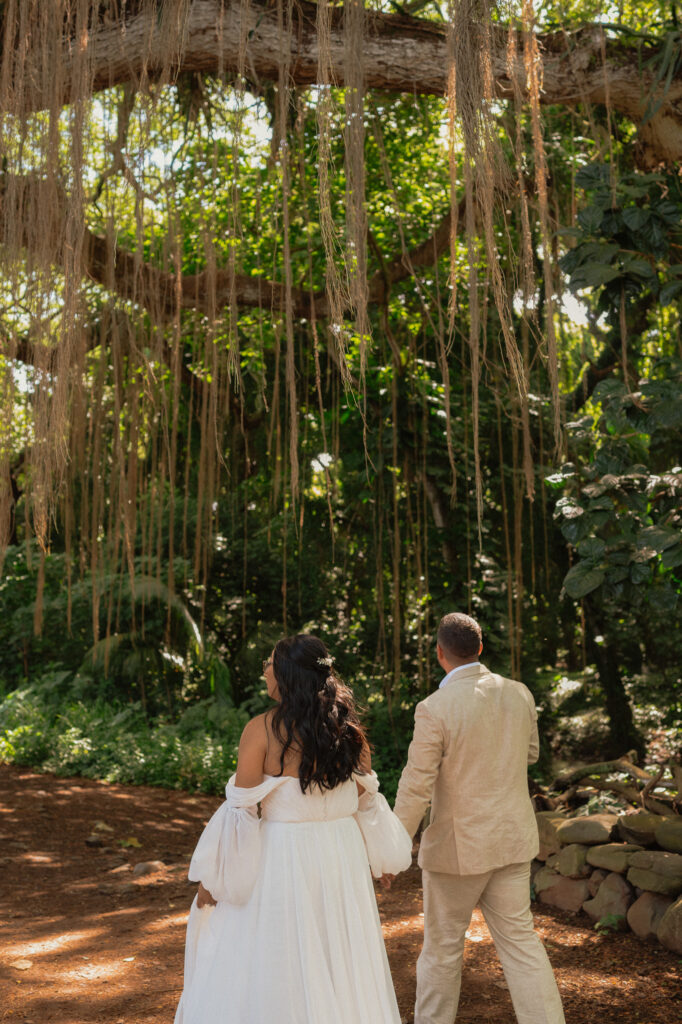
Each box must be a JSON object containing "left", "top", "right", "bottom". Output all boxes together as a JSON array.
[{"left": 583, "top": 602, "right": 646, "bottom": 759}]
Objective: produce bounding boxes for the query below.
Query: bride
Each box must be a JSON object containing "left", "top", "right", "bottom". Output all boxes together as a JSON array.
[{"left": 174, "top": 633, "right": 412, "bottom": 1024}]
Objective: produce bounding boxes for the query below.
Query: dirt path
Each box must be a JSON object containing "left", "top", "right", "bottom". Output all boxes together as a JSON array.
[{"left": 1, "top": 765, "right": 680, "bottom": 1023}]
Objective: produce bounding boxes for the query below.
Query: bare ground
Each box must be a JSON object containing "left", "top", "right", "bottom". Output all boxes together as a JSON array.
[{"left": 1, "top": 764, "right": 680, "bottom": 1024}]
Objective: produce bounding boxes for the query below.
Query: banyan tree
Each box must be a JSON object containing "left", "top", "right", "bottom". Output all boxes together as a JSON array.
[{"left": 0, "top": 1, "right": 680, "bottom": 700}]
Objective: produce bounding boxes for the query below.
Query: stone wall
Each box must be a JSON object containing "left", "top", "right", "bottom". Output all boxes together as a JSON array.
[{"left": 532, "top": 810, "right": 682, "bottom": 953}]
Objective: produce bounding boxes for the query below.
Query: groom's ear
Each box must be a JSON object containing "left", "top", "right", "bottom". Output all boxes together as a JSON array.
[{"left": 478, "top": 641, "right": 483, "bottom": 655}]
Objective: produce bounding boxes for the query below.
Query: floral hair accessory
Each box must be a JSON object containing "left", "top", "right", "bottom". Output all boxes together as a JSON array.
[{"left": 316, "top": 655, "right": 334, "bottom": 668}]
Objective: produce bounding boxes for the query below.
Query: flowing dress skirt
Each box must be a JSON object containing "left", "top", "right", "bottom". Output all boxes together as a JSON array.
[{"left": 175, "top": 814, "right": 403, "bottom": 1024}]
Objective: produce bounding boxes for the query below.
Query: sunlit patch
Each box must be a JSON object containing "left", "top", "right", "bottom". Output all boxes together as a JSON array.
[
  {"left": 56, "top": 957, "right": 132, "bottom": 988},
  {"left": 4, "top": 926, "right": 104, "bottom": 959},
  {"left": 19, "top": 852, "right": 63, "bottom": 865},
  {"left": 141, "top": 912, "right": 190, "bottom": 932},
  {"left": 382, "top": 913, "right": 424, "bottom": 938}
]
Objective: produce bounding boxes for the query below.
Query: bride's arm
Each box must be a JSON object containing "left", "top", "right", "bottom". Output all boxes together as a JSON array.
[
  {"left": 355, "top": 738, "right": 372, "bottom": 795},
  {"left": 197, "top": 881, "right": 217, "bottom": 908},
  {"left": 195, "top": 715, "right": 268, "bottom": 905},
  {"left": 234, "top": 714, "right": 268, "bottom": 787}
]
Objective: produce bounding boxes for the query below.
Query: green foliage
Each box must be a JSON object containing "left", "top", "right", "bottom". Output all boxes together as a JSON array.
[
  {"left": 0, "top": 671, "right": 248, "bottom": 793},
  {"left": 0, "top": 543, "right": 222, "bottom": 714},
  {"left": 554, "top": 367, "right": 682, "bottom": 610},
  {"left": 560, "top": 165, "right": 682, "bottom": 322},
  {"left": 594, "top": 913, "right": 626, "bottom": 934},
  {"left": 552, "top": 366, "right": 682, "bottom": 732}
]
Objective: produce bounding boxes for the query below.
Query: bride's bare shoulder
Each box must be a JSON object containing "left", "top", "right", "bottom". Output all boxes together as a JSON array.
[{"left": 235, "top": 714, "right": 269, "bottom": 786}]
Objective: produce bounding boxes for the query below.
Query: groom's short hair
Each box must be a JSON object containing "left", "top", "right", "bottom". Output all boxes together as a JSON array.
[{"left": 437, "top": 612, "right": 482, "bottom": 659}]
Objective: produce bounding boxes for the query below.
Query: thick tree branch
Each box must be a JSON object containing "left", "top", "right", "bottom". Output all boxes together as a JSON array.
[
  {"left": 7, "top": 0, "right": 680, "bottom": 166},
  {"left": 1, "top": 175, "right": 454, "bottom": 328}
]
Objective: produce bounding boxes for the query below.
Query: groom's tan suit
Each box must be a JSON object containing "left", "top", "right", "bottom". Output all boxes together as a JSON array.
[{"left": 394, "top": 662, "right": 565, "bottom": 1024}]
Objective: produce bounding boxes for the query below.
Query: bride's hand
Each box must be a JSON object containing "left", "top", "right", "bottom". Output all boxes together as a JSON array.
[{"left": 197, "top": 882, "right": 217, "bottom": 908}]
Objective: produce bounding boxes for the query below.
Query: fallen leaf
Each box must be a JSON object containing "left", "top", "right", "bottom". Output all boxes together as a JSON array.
[{"left": 118, "top": 837, "right": 142, "bottom": 849}]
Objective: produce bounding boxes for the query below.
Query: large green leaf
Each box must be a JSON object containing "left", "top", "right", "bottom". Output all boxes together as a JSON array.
[
  {"left": 620, "top": 256, "right": 655, "bottom": 279},
  {"left": 570, "top": 263, "right": 620, "bottom": 289},
  {"left": 561, "top": 518, "right": 592, "bottom": 544},
  {"left": 578, "top": 537, "right": 606, "bottom": 559},
  {"left": 637, "top": 525, "right": 680, "bottom": 553},
  {"left": 630, "top": 562, "right": 653, "bottom": 584},
  {"left": 662, "top": 544, "right": 682, "bottom": 569},
  {"left": 575, "top": 164, "right": 610, "bottom": 189},
  {"left": 622, "top": 207, "right": 650, "bottom": 232},
  {"left": 563, "top": 562, "right": 606, "bottom": 599},
  {"left": 577, "top": 205, "right": 605, "bottom": 233}
]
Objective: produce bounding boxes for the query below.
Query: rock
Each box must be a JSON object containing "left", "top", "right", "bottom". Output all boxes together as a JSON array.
[
  {"left": 84, "top": 835, "right": 103, "bottom": 848},
  {"left": 555, "top": 814, "right": 618, "bottom": 846},
  {"left": 535, "top": 811, "right": 567, "bottom": 857},
  {"left": 533, "top": 866, "right": 561, "bottom": 894},
  {"left": 118, "top": 882, "right": 138, "bottom": 894},
  {"left": 655, "top": 819, "right": 682, "bottom": 855},
  {"left": 538, "top": 876, "right": 591, "bottom": 913},
  {"left": 545, "top": 852, "right": 560, "bottom": 869},
  {"left": 617, "top": 812, "right": 670, "bottom": 847},
  {"left": 657, "top": 895, "right": 682, "bottom": 954},
  {"left": 556, "top": 843, "right": 591, "bottom": 878},
  {"left": 10, "top": 959, "right": 32, "bottom": 971},
  {"left": 586, "top": 843, "right": 644, "bottom": 874},
  {"left": 108, "top": 863, "right": 132, "bottom": 874},
  {"left": 587, "top": 869, "right": 608, "bottom": 897},
  {"left": 582, "top": 872, "right": 634, "bottom": 925},
  {"left": 627, "top": 892, "right": 674, "bottom": 941},
  {"left": 627, "top": 850, "right": 682, "bottom": 897},
  {"left": 132, "top": 860, "right": 166, "bottom": 877},
  {"left": 633, "top": 871, "right": 679, "bottom": 897}
]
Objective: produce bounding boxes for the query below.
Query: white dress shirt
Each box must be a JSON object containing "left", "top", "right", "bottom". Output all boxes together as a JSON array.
[{"left": 439, "top": 662, "right": 480, "bottom": 688}]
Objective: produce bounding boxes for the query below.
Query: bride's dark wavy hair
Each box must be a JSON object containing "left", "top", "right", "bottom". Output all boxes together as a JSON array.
[{"left": 270, "top": 634, "right": 367, "bottom": 793}]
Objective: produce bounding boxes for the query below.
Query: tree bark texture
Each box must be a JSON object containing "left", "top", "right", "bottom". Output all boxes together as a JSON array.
[{"left": 4, "top": 0, "right": 681, "bottom": 166}]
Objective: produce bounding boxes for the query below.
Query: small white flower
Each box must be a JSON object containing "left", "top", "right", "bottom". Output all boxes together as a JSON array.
[{"left": 316, "top": 655, "right": 334, "bottom": 668}]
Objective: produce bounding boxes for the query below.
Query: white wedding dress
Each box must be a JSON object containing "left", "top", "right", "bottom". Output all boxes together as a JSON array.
[{"left": 174, "top": 770, "right": 412, "bottom": 1024}]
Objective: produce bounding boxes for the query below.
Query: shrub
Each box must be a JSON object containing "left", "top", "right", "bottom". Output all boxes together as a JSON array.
[{"left": 0, "top": 674, "right": 248, "bottom": 794}]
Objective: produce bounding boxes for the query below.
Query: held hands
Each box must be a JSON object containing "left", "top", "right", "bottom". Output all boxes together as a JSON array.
[
  {"left": 378, "top": 873, "right": 395, "bottom": 890},
  {"left": 197, "top": 882, "right": 217, "bottom": 908}
]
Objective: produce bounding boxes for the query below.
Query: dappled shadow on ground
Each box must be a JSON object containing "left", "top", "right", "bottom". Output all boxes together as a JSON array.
[{"left": 1, "top": 765, "right": 680, "bottom": 1024}]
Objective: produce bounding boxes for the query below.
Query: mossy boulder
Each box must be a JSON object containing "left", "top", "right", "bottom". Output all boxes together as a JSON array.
[{"left": 586, "top": 843, "right": 644, "bottom": 874}]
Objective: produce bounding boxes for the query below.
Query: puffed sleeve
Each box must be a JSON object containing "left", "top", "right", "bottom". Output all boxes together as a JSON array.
[
  {"left": 187, "top": 775, "right": 288, "bottom": 905},
  {"left": 353, "top": 771, "right": 413, "bottom": 878}
]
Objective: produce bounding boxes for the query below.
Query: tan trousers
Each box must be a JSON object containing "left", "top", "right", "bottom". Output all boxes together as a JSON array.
[{"left": 415, "top": 862, "right": 565, "bottom": 1024}]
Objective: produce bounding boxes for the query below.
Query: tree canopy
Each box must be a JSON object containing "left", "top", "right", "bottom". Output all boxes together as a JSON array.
[{"left": 0, "top": 0, "right": 680, "bottom": 785}]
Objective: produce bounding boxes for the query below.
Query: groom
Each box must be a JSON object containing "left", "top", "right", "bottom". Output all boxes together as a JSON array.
[{"left": 393, "top": 612, "right": 565, "bottom": 1024}]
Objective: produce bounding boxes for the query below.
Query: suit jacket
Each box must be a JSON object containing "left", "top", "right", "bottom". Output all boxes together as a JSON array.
[{"left": 393, "top": 662, "right": 540, "bottom": 875}]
